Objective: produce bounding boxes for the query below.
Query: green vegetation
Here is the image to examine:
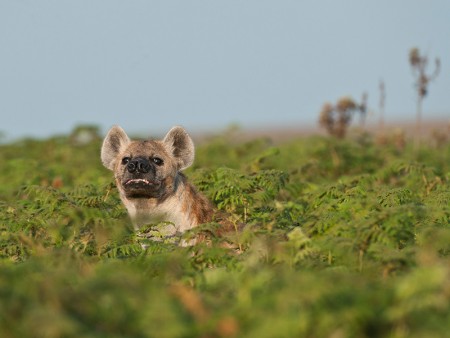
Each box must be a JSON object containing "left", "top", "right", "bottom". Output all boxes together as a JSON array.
[{"left": 1, "top": 126, "right": 449, "bottom": 337}]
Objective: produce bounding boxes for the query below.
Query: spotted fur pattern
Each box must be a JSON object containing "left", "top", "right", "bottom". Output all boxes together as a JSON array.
[{"left": 101, "top": 126, "right": 214, "bottom": 235}]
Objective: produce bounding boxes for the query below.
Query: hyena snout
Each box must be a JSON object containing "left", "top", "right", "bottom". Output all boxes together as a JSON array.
[{"left": 126, "top": 157, "right": 153, "bottom": 174}]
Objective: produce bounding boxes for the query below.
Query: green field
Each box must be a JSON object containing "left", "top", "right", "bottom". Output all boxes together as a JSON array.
[{"left": 1, "top": 126, "right": 449, "bottom": 338}]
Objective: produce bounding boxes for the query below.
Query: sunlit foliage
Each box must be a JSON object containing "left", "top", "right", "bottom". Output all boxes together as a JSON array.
[{"left": 1, "top": 126, "right": 449, "bottom": 337}]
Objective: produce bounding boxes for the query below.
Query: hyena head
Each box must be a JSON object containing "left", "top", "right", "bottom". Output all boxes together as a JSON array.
[{"left": 101, "top": 125, "right": 194, "bottom": 200}]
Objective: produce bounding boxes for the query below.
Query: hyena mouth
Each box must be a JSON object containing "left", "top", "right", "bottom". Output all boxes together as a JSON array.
[{"left": 125, "top": 178, "right": 158, "bottom": 187}]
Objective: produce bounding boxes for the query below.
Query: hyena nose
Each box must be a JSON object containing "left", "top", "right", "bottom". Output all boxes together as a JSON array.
[
  {"left": 127, "top": 158, "right": 151, "bottom": 174},
  {"left": 126, "top": 161, "right": 137, "bottom": 173}
]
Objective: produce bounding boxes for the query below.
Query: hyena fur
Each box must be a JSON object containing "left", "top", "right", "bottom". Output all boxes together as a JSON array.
[{"left": 101, "top": 125, "right": 214, "bottom": 238}]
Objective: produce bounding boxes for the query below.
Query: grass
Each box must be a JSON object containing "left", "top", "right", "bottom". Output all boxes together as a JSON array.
[{"left": 1, "top": 126, "right": 449, "bottom": 337}]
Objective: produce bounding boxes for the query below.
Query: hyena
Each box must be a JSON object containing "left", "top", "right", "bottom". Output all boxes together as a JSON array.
[{"left": 101, "top": 125, "right": 214, "bottom": 238}]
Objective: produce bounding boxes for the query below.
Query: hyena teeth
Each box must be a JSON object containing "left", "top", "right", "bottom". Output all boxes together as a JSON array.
[{"left": 126, "top": 179, "right": 153, "bottom": 185}]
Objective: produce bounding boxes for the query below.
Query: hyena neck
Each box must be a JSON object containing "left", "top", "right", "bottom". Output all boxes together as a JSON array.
[{"left": 122, "top": 173, "right": 213, "bottom": 232}]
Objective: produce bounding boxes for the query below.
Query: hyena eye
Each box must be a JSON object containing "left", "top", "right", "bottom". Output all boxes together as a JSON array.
[
  {"left": 152, "top": 157, "right": 164, "bottom": 166},
  {"left": 121, "top": 157, "right": 131, "bottom": 165}
]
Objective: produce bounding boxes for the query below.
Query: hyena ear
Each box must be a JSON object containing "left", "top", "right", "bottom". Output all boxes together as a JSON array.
[
  {"left": 163, "top": 126, "right": 195, "bottom": 171},
  {"left": 101, "top": 125, "right": 131, "bottom": 170}
]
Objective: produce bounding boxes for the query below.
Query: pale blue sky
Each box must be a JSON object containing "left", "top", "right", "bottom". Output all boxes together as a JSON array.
[{"left": 1, "top": 0, "right": 449, "bottom": 140}]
